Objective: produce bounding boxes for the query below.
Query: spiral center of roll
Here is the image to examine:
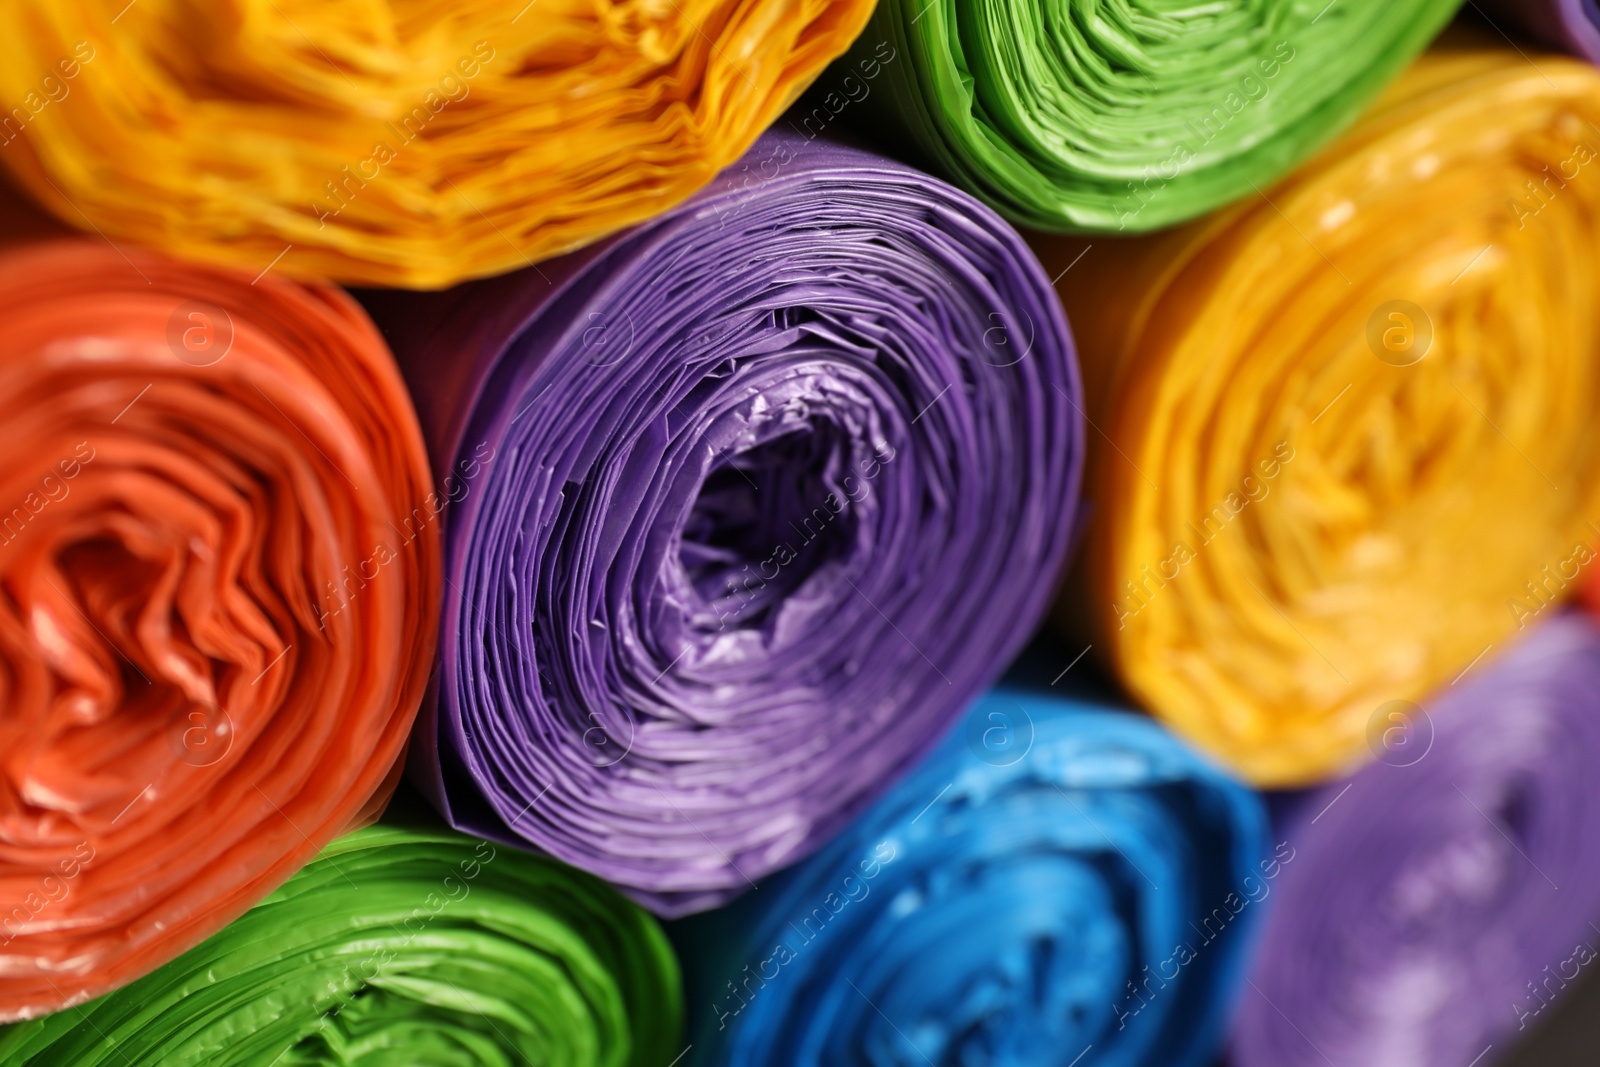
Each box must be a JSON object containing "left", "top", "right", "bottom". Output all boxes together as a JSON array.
[{"left": 679, "top": 424, "right": 859, "bottom": 633}]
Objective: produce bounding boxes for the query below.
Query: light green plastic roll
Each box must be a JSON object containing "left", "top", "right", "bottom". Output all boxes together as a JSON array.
[
  {"left": 820, "top": 0, "right": 1462, "bottom": 231},
  {"left": 0, "top": 827, "right": 682, "bottom": 1066}
]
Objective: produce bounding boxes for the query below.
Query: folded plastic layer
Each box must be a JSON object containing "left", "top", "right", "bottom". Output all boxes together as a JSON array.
[
  {"left": 826, "top": 0, "right": 1459, "bottom": 232},
  {"left": 1233, "top": 614, "right": 1600, "bottom": 1067},
  {"left": 0, "top": 825, "right": 682, "bottom": 1065},
  {"left": 0, "top": 0, "right": 874, "bottom": 288},
  {"left": 366, "top": 130, "right": 1083, "bottom": 917},
  {"left": 1478, "top": 0, "right": 1600, "bottom": 64},
  {"left": 672, "top": 689, "right": 1269, "bottom": 1067},
  {"left": 1035, "top": 41, "right": 1600, "bottom": 786},
  {"left": 0, "top": 229, "right": 438, "bottom": 1020}
]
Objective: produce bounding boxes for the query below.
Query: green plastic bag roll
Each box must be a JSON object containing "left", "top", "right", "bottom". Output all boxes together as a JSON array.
[
  {"left": 0, "top": 827, "right": 682, "bottom": 1066},
  {"left": 821, "top": 0, "right": 1461, "bottom": 231}
]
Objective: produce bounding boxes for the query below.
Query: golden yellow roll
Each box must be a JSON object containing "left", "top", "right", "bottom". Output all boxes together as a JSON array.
[
  {"left": 1039, "top": 39, "right": 1600, "bottom": 786},
  {"left": 0, "top": 0, "right": 871, "bottom": 288}
]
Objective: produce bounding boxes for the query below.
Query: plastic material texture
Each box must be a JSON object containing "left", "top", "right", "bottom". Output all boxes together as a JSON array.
[
  {"left": 0, "top": 223, "right": 439, "bottom": 1020},
  {"left": 675, "top": 689, "right": 1269, "bottom": 1067},
  {"left": 829, "top": 0, "right": 1460, "bottom": 231},
  {"left": 0, "top": 0, "right": 874, "bottom": 288},
  {"left": 365, "top": 130, "right": 1085, "bottom": 916},
  {"left": 1234, "top": 614, "right": 1600, "bottom": 1067},
  {"left": 0, "top": 825, "right": 682, "bottom": 1065},
  {"left": 1037, "top": 41, "right": 1600, "bottom": 786}
]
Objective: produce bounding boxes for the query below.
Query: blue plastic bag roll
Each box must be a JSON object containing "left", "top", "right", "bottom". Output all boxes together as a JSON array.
[{"left": 672, "top": 689, "right": 1271, "bottom": 1067}]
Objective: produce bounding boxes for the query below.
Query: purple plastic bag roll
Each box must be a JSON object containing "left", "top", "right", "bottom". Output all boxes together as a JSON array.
[
  {"left": 1233, "top": 613, "right": 1600, "bottom": 1067},
  {"left": 1479, "top": 0, "right": 1600, "bottom": 63},
  {"left": 363, "top": 131, "right": 1083, "bottom": 917}
]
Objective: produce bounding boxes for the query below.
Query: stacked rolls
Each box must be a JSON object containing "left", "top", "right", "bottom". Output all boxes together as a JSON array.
[
  {"left": 8, "top": 0, "right": 1600, "bottom": 1059},
  {"left": 675, "top": 689, "right": 1270, "bottom": 1067},
  {"left": 0, "top": 0, "right": 875, "bottom": 287},
  {"left": 365, "top": 131, "right": 1084, "bottom": 916},
  {"left": 1038, "top": 41, "right": 1600, "bottom": 785},
  {"left": 0, "top": 218, "right": 437, "bottom": 1018}
]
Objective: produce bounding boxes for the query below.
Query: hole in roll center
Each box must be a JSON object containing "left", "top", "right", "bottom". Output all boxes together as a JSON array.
[{"left": 677, "top": 423, "right": 860, "bottom": 635}]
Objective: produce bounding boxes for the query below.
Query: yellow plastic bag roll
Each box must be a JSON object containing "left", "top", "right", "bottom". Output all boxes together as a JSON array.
[
  {"left": 1038, "top": 40, "right": 1600, "bottom": 787},
  {"left": 0, "top": 0, "right": 872, "bottom": 288}
]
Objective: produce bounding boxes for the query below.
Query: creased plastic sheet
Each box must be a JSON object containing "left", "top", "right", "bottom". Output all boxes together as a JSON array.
[
  {"left": 364, "top": 130, "right": 1084, "bottom": 916},
  {"left": 673, "top": 689, "right": 1269, "bottom": 1067},
  {"left": 0, "top": 218, "right": 438, "bottom": 1019},
  {"left": 825, "top": 0, "right": 1459, "bottom": 232},
  {"left": 1035, "top": 40, "right": 1600, "bottom": 786},
  {"left": 0, "top": 0, "right": 874, "bottom": 288},
  {"left": 0, "top": 826, "right": 682, "bottom": 1065}
]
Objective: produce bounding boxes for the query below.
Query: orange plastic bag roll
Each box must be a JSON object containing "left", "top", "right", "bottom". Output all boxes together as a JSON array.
[
  {"left": 0, "top": 203, "right": 439, "bottom": 1019},
  {"left": 0, "top": 0, "right": 874, "bottom": 289},
  {"left": 1037, "top": 40, "right": 1600, "bottom": 787}
]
